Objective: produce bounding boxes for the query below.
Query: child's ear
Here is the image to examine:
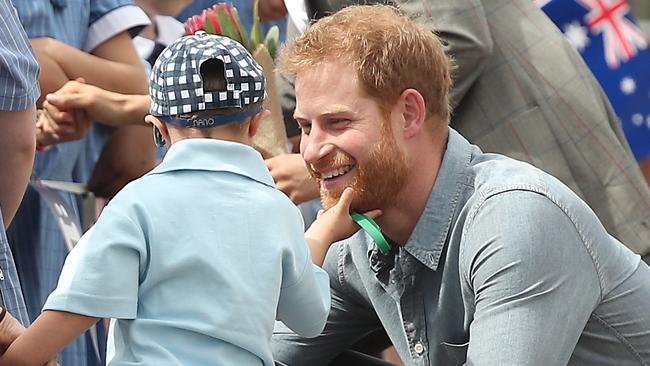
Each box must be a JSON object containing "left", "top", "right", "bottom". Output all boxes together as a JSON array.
[
  {"left": 247, "top": 109, "right": 271, "bottom": 138},
  {"left": 145, "top": 115, "right": 171, "bottom": 145}
]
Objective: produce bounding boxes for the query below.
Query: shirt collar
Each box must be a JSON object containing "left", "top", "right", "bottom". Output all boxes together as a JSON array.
[
  {"left": 404, "top": 128, "right": 474, "bottom": 270},
  {"left": 148, "top": 138, "right": 276, "bottom": 189}
]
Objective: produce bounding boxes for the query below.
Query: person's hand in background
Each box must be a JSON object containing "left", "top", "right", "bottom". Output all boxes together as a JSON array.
[
  {"left": 266, "top": 153, "right": 320, "bottom": 204},
  {"left": 44, "top": 79, "right": 150, "bottom": 127},
  {"left": 259, "top": 0, "right": 287, "bottom": 21}
]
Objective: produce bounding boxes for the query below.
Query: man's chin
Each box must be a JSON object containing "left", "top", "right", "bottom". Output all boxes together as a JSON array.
[{"left": 319, "top": 190, "right": 343, "bottom": 211}]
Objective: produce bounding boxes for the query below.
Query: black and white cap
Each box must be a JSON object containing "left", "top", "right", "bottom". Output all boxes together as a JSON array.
[{"left": 149, "top": 31, "right": 266, "bottom": 128}]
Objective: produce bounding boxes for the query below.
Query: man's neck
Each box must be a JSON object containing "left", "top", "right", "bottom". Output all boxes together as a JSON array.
[{"left": 376, "top": 134, "right": 445, "bottom": 246}]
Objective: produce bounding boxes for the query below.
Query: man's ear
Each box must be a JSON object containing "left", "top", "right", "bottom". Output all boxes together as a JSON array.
[
  {"left": 247, "top": 109, "right": 271, "bottom": 138},
  {"left": 396, "top": 89, "right": 426, "bottom": 139},
  {"left": 144, "top": 115, "right": 171, "bottom": 145}
]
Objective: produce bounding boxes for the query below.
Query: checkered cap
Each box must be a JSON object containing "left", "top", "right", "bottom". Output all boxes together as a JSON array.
[{"left": 149, "top": 31, "right": 266, "bottom": 121}]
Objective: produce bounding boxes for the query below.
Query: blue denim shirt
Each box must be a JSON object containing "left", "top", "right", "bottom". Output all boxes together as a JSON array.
[{"left": 273, "top": 128, "right": 650, "bottom": 365}]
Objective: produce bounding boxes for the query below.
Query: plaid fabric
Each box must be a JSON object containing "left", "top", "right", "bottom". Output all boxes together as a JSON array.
[{"left": 149, "top": 32, "right": 266, "bottom": 120}]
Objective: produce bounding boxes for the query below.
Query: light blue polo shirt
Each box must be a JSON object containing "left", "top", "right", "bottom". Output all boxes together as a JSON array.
[{"left": 44, "top": 138, "right": 331, "bottom": 366}]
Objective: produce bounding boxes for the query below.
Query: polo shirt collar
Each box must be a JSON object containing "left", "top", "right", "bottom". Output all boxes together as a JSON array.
[
  {"left": 403, "top": 128, "right": 473, "bottom": 271},
  {"left": 148, "top": 138, "right": 276, "bottom": 188}
]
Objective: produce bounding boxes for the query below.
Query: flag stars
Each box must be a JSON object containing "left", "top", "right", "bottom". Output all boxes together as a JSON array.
[
  {"left": 631, "top": 113, "right": 643, "bottom": 126},
  {"left": 563, "top": 21, "right": 590, "bottom": 52},
  {"left": 620, "top": 77, "right": 636, "bottom": 94}
]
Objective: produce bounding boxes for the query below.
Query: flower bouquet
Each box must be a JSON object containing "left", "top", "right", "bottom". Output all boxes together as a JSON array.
[{"left": 184, "top": 1, "right": 287, "bottom": 158}]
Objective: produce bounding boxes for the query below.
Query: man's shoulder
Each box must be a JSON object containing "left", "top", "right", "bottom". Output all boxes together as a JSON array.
[{"left": 466, "top": 153, "right": 570, "bottom": 201}]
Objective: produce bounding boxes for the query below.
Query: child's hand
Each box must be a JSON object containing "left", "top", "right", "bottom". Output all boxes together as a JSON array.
[
  {"left": 316, "top": 188, "right": 381, "bottom": 243},
  {"left": 305, "top": 188, "right": 381, "bottom": 266},
  {"left": 0, "top": 308, "right": 24, "bottom": 354}
]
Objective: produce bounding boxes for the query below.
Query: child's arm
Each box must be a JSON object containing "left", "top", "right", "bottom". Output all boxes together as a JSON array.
[
  {"left": 0, "top": 310, "right": 98, "bottom": 366},
  {"left": 304, "top": 188, "right": 381, "bottom": 266}
]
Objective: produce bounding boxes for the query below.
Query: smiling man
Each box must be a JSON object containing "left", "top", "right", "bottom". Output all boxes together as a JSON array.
[{"left": 271, "top": 5, "right": 650, "bottom": 366}]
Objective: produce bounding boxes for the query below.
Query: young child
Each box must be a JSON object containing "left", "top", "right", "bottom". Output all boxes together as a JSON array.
[{"left": 0, "top": 32, "right": 369, "bottom": 366}]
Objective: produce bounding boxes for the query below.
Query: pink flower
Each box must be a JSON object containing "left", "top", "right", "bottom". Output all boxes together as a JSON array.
[{"left": 183, "top": 15, "right": 205, "bottom": 35}]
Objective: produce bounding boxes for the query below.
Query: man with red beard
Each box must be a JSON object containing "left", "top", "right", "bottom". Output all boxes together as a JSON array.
[{"left": 272, "top": 5, "right": 650, "bottom": 366}]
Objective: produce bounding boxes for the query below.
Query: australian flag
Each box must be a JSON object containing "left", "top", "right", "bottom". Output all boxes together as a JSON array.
[{"left": 539, "top": 0, "right": 650, "bottom": 161}]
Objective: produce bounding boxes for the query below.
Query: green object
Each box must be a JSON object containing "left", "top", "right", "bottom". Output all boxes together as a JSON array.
[
  {"left": 351, "top": 212, "right": 391, "bottom": 254},
  {"left": 263, "top": 25, "right": 279, "bottom": 59},
  {"left": 217, "top": 8, "right": 240, "bottom": 45},
  {"left": 250, "top": 0, "right": 263, "bottom": 52},
  {"left": 230, "top": 8, "right": 249, "bottom": 50}
]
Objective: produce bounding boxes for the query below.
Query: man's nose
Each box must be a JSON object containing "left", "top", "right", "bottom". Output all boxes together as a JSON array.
[{"left": 301, "top": 128, "right": 336, "bottom": 164}]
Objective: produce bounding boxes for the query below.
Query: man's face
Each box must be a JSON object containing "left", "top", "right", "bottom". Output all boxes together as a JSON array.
[{"left": 294, "top": 61, "right": 409, "bottom": 211}]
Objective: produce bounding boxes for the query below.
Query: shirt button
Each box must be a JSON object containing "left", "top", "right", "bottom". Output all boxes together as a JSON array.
[{"left": 414, "top": 342, "right": 425, "bottom": 355}]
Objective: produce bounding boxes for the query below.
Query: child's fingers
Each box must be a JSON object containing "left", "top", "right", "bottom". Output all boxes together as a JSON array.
[
  {"left": 336, "top": 187, "right": 355, "bottom": 212},
  {"left": 363, "top": 209, "right": 382, "bottom": 219}
]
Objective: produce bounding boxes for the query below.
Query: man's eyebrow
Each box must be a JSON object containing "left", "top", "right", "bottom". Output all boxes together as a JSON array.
[{"left": 294, "top": 106, "right": 353, "bottom": 121}]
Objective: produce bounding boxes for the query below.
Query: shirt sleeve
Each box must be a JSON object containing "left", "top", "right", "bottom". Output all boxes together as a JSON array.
[
  {"left": 276, "top": 207, "right": 331, "bottom": 338},
  {"left": 460, "top": 190, "right": 601, "bottom": 365},
  {"left": 85, "top": 1, "right": 150, "bottom": 52},
  {"left": 273, "top": 242, "right": 383, "bottom": 365},
  {"left": 43, "top": 202, "right": 148, "bottom": 319},
  {"left": 0, "top": 0, "right": 40, "bottom": 110}
]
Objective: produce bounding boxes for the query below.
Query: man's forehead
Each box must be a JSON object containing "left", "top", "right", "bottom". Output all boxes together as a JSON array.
[{"left": 294, "top": 63, "right": 362, "bottom": 119}]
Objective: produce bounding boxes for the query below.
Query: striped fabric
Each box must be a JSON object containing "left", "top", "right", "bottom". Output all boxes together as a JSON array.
[{"left": 0, "top": 0, "right": 39, "bottom": 111}]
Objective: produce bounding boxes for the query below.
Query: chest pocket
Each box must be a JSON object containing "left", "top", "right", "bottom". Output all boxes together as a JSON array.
[{"left": 441, "top": 341, "right": 469, "bottom": 365}]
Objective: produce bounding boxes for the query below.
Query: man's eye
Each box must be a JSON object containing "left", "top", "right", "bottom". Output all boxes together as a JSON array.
[
  {"left": 298, "top": 123, "right": 311, "bottom": 134},
  {"left": 330, "top": 119, "right": 349, "bottom": 127}
]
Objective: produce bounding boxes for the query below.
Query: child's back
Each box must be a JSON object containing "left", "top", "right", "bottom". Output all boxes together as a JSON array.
[{"left": 36, "top": 33, "right": 330, "bottom": 366}]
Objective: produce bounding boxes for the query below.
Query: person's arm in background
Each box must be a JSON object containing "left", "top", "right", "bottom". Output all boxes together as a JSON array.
[
  {"left": 42, "top": 81, "right": 151, "bottom": 128},
  {"left": 0, "top": 0, "right": 39, "bottom": 228},
  {"left": 397, "top": 0, "right": 493, "bottom": 108},
  {"left": 32, "top": 32, "right": 148, "bottom": 96},
  {"left": 0, "top": 108, "right": 37, "bottom": 227}
]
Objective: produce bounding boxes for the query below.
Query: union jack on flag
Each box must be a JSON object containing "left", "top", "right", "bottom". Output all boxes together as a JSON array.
[
  {"left": 576, "top": 0, "right": 647, "bottom": 69},
  {"left": 540, "top": 0, "right": 650, "bottom": 161}
]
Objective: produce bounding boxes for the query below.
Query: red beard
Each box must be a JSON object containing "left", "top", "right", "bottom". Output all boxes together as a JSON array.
[{"left": 308, "top": 123, "right": 409, "bottom": 212}]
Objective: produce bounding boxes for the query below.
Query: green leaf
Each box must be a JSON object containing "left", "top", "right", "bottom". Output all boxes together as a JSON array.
[
  {"left": 263, "top": 25, "right": 280, "bottom": 59},
  {"left": 217, "top": 7, "right": 241, "bottom": 44},
  {"left": 230, "top": 7, "right": 249, "bottom": 50},
  {"left": 250, "top": 0, "right": 263, "bottom": 52},
  {"left": 203, "top": 15, "right": 216, "bottom": 34}
]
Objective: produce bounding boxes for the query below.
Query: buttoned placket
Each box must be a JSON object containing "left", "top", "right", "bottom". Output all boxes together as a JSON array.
[{"left": 395, "top": 249, "right": 430, "bottom": 366}]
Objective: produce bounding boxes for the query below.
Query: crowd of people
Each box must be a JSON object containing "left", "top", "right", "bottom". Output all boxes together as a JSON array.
[{"left": 0, "top": 0, "right": 649, "bottom": 365}]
